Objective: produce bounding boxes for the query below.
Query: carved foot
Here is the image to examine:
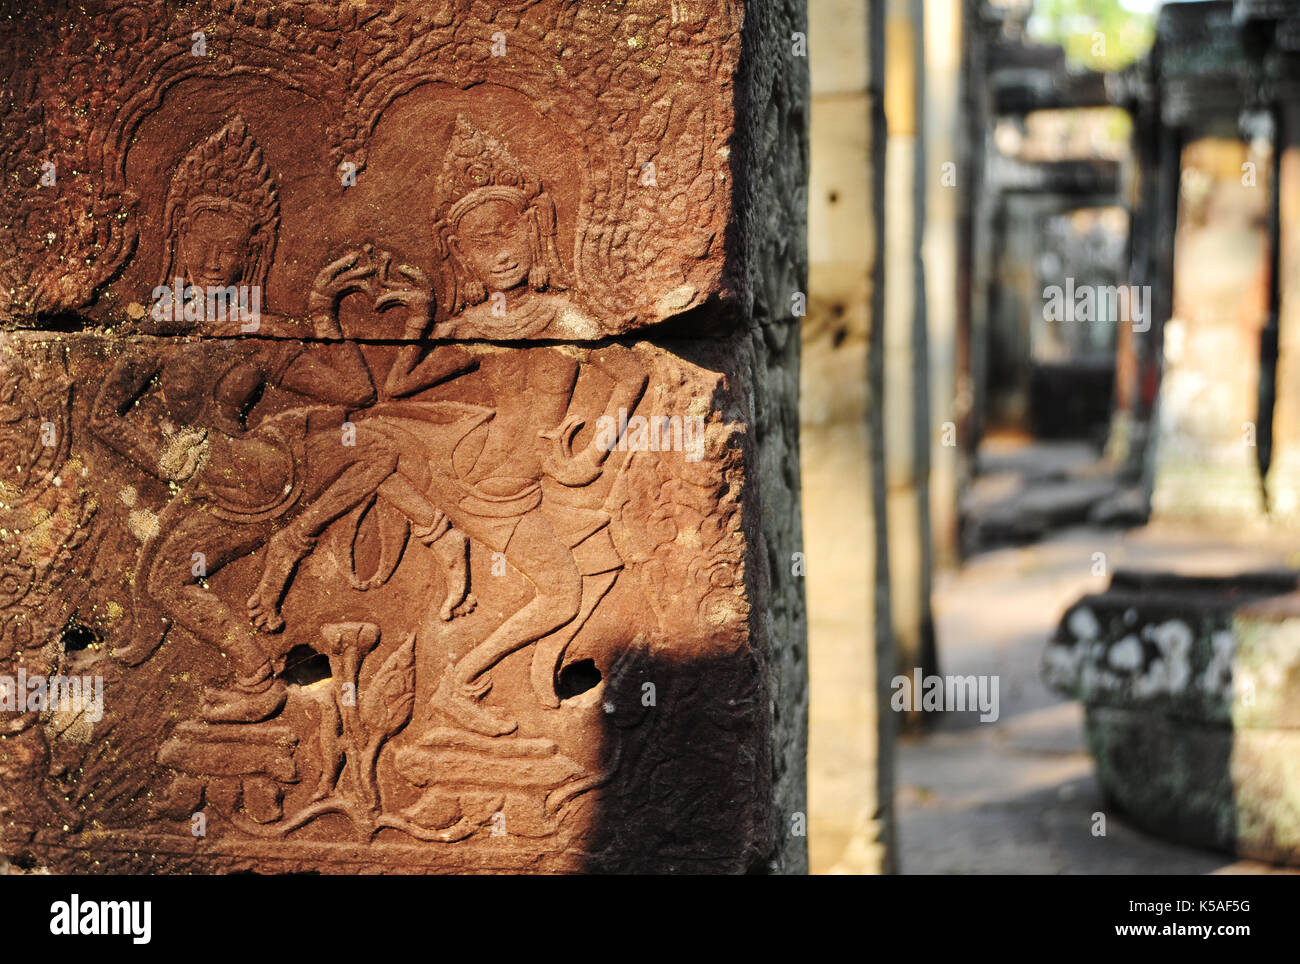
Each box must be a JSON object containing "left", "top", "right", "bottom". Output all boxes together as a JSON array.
[
  {"left": 529, "top": 634, "right": 569, "bottom": 710},
  {"left": 428, "top": 528, "right": 474, "bottom": 621},
  {"left": 246, "top": 584, "right": 285, "bottom": 633},
  {"left": 200, "top": 679, "right": 287, "bottom": 724},
  {"left": 429, "top": 670, "right": 516, "bottom": 737},
  {"left": 354, "top": 571, "right": 392, "bottom": 592},
  {"left": 247, "top": 529, "right": 317, "bottom": 632},
  {"left": 440, "top": 591, "right": 477, "bottom": 622}
]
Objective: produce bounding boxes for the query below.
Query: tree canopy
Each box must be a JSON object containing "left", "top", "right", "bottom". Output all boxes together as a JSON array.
[{"left": 1026, "top": 0, "right": 1157, "bottom": 71}]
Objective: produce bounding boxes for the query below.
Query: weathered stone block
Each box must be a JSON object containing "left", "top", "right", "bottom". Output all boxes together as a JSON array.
[
  {"left": 1044, "top": 569, "right": 1298, "bottom": 725},
  {"left": 0, "top": 0, "right": 806, "bottom": 339},
  {"left": 1233, "top": 593, "right": 1300, "bottom": 731},
  {"left": 0, "top": 330, "right": 784, "bottom": 873},
  {"left": 1048, "top": 572, "right": 1300, "bottom": 865},
  {"left": 1087, "top": 707, "right": 1300, "bottom": 866}
]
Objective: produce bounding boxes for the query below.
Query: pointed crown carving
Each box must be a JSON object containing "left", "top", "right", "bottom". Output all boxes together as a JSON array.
[{"left": 159, "top": 116, "right": 279, "bottom": 290}]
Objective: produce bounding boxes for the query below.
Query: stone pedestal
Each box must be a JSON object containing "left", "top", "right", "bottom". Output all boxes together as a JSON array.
[
  {"left": 1044, "top": 570, "right": 1300, "bottom": 865},
  {"left": 0, "top": 0, "right": 807, "bottom": 874}
]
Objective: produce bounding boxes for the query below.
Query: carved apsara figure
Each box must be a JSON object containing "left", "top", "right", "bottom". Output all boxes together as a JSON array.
[
  {"left": 93, "top": 119, "right": 473, "bottom": 724},
  {"left": 369, "top": 120, "right": 650, "bottom": 734},
  {"left": 154, "top": 116, "right": 278, "bottom": 305},
  {"left": 385, "top": 345, "right": 648, "bottom": 737},
  {"left": 432, "top": 115, "right": 603, "bottom": 340}
]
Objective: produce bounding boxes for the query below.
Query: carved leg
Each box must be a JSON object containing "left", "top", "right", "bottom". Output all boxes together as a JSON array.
[
  {"left": 248, "top": 439, "right": 419, "bottom": 629},
  {"left": 530, "top": 569, "right": 619, "bottom": 708},
  {"left": 381, "top": 471, "right": 479, "bottom": 619},
  {"left": 378, "top": 471, "right": 442, "bottom": 532},
  {"left": 430, "top": 512, "right": 581, "bottom": 736},
  {"left": 146, "top": 514, "right": 287, "bottom": 723},
  {"left": 247, "top": 527, "right": 316, "bottom": 632},
  {"left": 249, "top": 428, "right": 454, "bottom": 625},
  {"left": 427, "top": 528, "right": 476, "bottom": 620}
]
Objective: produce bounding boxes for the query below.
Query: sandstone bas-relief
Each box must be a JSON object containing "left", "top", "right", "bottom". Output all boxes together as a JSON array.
[
  {"left": 0, "top": 119, "right": 768, "bottom": 873},
  {"left": 0, "top": 0, "right": 745, "bottom": 337},
  {"left": 0, "top": 0, "right": 804, "bottom": 874},
  {"left": 1, "top": 327, "right": 768, "bottom": 871}
]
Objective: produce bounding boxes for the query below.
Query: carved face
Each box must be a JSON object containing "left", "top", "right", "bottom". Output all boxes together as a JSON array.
[
  {"left": 455, "top": 199, "right": 533, "bottom": 292},
  {"left": 178, "top": 210, "right": 252, "bottom": 288}
]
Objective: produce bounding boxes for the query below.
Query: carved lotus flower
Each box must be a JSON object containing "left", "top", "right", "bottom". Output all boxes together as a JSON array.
[
  {"left": 359, "top": 633, "right": 416, "bottom": 740},
  {"left": 319, "top": 621, "right": 381, "bottom": 658}
]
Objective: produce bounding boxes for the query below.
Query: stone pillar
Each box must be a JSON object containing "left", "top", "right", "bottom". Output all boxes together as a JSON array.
[
  {"left": 0, "top": 0, "right": 808, "bottom": 875},
  {"left": 802, "top": 0, "right": 893, "bottom": 874},
  {"left": 884, "top": 0, "right": 937, "bottom": 710},
  {"left": 924, "top": 0, "right": 963, "bottom": 567},
  {"left": 1104, "top": 69, "right": 1158, "bottom": 479},
  {"left": 1149, "top": 134, "right": 1271, "bottom": 523},
  {"left": 962, "top": 2, "right": 997, "bottom": 459},
  {"left": 1242, "top": 0, "right": 1300, "bottom": 526},
  {"left": 1148, "top": 2, "right": 1270, "bottom": 526},
  {"left": 1265, "top": 100, "right": 1300, "bottom": 522}
]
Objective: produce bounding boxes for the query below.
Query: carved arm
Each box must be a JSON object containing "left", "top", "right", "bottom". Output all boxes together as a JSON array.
[
  {"left": 384, "top": 345, "right": 478, "bottom": 399},
  {"left": 89, "top": 354, "right": 168, "bottom": 479},
  {"left": 542, "top": 348, "right": 649, "bottom": 486}
]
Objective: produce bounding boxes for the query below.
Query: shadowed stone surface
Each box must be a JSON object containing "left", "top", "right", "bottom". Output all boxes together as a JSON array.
[{"left": 1086, "top": 708, "right": 1300, "bottom": 865}]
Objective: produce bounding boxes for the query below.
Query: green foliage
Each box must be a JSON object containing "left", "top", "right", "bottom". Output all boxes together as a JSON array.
[{"left": 1027, "top": 0, "right": 1157, "bottom": 71}]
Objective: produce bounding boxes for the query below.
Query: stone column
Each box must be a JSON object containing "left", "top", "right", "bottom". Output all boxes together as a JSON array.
[
  {"left": 962, "top": 1, "right": 997, "bottom": 459},
  {"left": 1265, "top": 100, "right": 1300, "bottom": 522},
  {"left": 1148, "top": 2, "right": 1270, "bottom": 526},
  {"left": 924, "top": 0, "right": 963, "bottom": 567},
  {"left": 1104, "top": 69, "right": 1157, "bottom": 479},
  {"left": 802, "top": 0, "right": 893, "bottom": 874},
  {"left": 884, "top": 0, "right": 937, "bottom": 713},
  {"left": 0, "top": 0, "right": 807, "bottom": 875},
  {"left": 1149, "top": 134, "right": 1271, "bottom": 523}
]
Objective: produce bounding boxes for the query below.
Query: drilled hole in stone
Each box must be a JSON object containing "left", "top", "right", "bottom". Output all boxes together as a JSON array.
[
  {"left": 279, "top": 645, "right": 331, "bottom": 687},
  {"left": 556, "top": 659, "right": 602, "bottom": 700},
  {"left": 33, "top": 311, "right": 93, "bottom": 333},
  {"left": 9, "top": 851, "right": 38, "bottom": 871},
  {"left": 60, "top": 622, "right": 99, "bottom": 653},
  {"left": 832, "top": 326, "right": 849, "bottom": 348},
  {"left": 828, "top": 190, "right": 839, "bottom": 204}
]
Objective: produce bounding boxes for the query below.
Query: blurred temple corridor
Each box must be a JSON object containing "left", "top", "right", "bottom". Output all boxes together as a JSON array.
[{"left": 802, "top": 0, "right": 1300, "bottom": 874}]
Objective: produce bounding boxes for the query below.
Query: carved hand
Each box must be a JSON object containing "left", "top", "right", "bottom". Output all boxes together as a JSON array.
[
  {"left": 309, "top": 247, "right": 378, "bottom": 337},
  {"left": 541, "top": 415, "right": 603, "bottom": 487},
  {"left": 373, "top": 257, "right": 434, "bottom": 339},
  {"left": 158, "top": 426, "right": 209, "bottom": 484}
]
